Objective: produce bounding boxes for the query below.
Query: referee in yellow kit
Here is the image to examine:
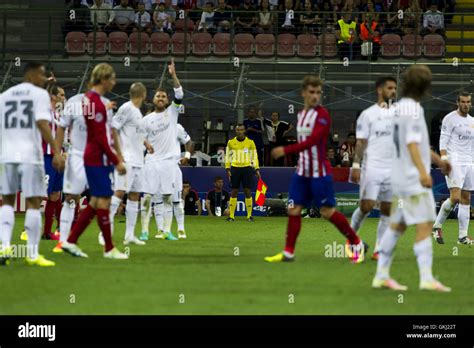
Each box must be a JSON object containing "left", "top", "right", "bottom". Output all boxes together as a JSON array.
[{"left": 225, "top": 124, "right": 261, "bottom": 222}]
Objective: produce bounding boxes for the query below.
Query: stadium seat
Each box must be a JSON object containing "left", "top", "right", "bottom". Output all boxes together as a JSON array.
[
  {"left": 192, "top": 32, "right": 212, "bottom": 56},
  {"left": 65, "top": 32, "right": 87, "bottom": 55},
  {"left": 423, "top": 34, "right": 445, "bottom": 58},
  {"left": 319, "top": 34, "right": 337, "bottom": 58},
  {"left": 402, "top": 34, "right": 423, "bottom": 58},
  {"left": 87, "top": 32, "right": 108, "bottom": 55},
  {"left": 296, "top": 34, "right": 318, "bottom": 57},
  {"left": 129, "top": 32, "right": 150, "bottom": 55},
  {"left": 381, "top": 34, "right": 401, "bottom": 58},
  {"left": 255, "top": 34, "right": 275, "bottom": 57},
  {"left": 174, "top": 19, "right": 195, "bottom": 33},
  {"left": 277, "top": 34, "right": 296, "bottom": 57},
  {"left": 150, "top": 32, "right": 171, "bottom": 56},
  {"left": 212, "top": 33, "right": 231, "bottom": 56},
  {"left": 234, "top": 33, "right": 254, "bottom": 57},
  {"left": 108, "top": 31, "right": 129, "bottom": 55},
  {"left": 171, "top": 33, "right": 191, "bottom": 55}
]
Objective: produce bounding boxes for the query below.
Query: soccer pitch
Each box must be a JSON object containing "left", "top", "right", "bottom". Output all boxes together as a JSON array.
[{"left": 1, "top": 215, "right": 472, "bottom": 315}]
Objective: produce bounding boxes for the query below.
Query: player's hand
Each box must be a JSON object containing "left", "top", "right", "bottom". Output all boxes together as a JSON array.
[
  {"left": 350, "top": 168, "right": 361, "bottom": 184},
  {"left": 106, "top": 101, "right": 117, "bottom": 110},
  {"left": 168, "top": 58, "right": 176, "bottom": 75},
  {"left": 419, "top": 172, "right": 433, "bottom": 188},
  {"left": 439, "top": 160, "right": 452, "bottom": 176},
  {"left": 145, "top": 142, "right": 154, "bottom": 154},
  {"left": 226, "top": 168, "right": 231, "bottom": 181},
  {"left": 116, "top": 161, "right": 127, "bottom": 176},
  {"left": 255, "top": 170, "right": 261, "bottom": 179},
  {"left": 180, "top": 157, "right": 189, "bottom": 166},
  {"left": 52, "top": 153, "right": 65, "bottom": 172},
  {"left": 271, "top": 146, "right": 285, "bottom": 159}
]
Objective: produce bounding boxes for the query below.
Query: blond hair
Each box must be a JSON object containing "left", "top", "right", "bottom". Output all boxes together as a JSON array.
[
  {"left": 129, "top": 82, "right": 147, "bottom": 99},
  {"left": 90, "top": 63, "right": 115, "bottom": 86}
]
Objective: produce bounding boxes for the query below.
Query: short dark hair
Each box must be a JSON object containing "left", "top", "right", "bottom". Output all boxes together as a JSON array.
[
  {"left": 236, "top": 123, "right": 245, "bottom": 128},
  {"left": 457, "top": 90, "right": 471, "bottom": 101},
  {"left": 375, "top": 76, "right": 397, "bottom": 90},
  {"left": 348, "top": 132, "right": 356, "bottom": 138},
  {"left": 214, "top": 176, "right": 223, "bottom": 182},
  {"left": 23, "top": 61, "right": 44, "bottom": 76},
  {"left": 271, "top": 111, "right": 280, "bottom": 118},
  {"left": 302, "top": 75, "right": 324, "bottom": 90},
  {"left": 49, "top": 84, "right": 63, "bottom": 96},
  {"left": 183, "top": 180, "right": 190, "bottom": 185},
  {"left": 401, "top": 65, "right": 432, "bottom": 100}
]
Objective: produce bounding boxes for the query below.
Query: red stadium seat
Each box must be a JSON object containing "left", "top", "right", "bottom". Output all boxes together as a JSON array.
[
  {"left": 150, "top": 32, "right": 171, "bottom": 56},
  {"left": 296, "top": 34, "right": 318, "bottom": 57},
  {"left": 192, "top": 32, "right": 212, "bottom": 56},
  {"left": 65, "top": 32, "right": 87, "bottom": 55},
  {"left": 381, "top": 34, "right": 401, "bottom": 58},
  {"left": 171, "top": 33, "right": 191, "bottom": 55},
  {"left": 108, "top": 31, "right": 129, "bottom": 54},
  {"left": 213, "top": 33, "right": 231, "bottom": 56},
  {"left": 423, "top": 34, "right": 445, "bottom": 58},
  {"left": 174, "top": 19, "right": 195, "bottom": 33},
  {"left": 234, "top": 33, "right": 254, "bottom": 57},
  {"left": 277, "top": 33, "right": 296, "bottom": 57},
  {"left": 319, "top": 34, "right": 337, "bottom": 58},
  {"left": 87, "top": 32, "right": 108, "bottom": 55},
  {"left": 255, "top": 34, "right": 275, "bottom": 57},
  {"left": 402, "top": 34, "right": 423, "bottom": 58},
  {"left": 129, "top": 32, "right": 150, "bottom": 55}
]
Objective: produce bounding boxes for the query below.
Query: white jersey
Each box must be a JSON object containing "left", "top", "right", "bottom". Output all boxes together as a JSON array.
[
  {"left": 391, "top": 98, "right": 431, "bottom": 197},
  {"left": 356, "top": 103, "right": 395, "bottom": 170},
  {"left": 60, "top": 94, "right": 111, "bottom": 156},
  {"left": 174, "top": 123, "right": 191, "bottom": 160},
  {"left": 0, "top": 82, "right": 51, "bottom": 165},
  {"left": 439, "top": 110, "right": 474, "bottom": 165},
  {"left": 112, "top": 100, "right": 146, "bottom": 167}
]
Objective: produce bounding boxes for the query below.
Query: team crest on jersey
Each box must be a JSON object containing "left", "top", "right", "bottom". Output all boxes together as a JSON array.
[{"left": 95, "top": 112, "right": 104, "bottom": 122}]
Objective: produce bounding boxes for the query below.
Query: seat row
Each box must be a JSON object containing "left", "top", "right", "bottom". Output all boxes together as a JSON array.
[{"left": 65, "top": 32, "right": 445, "bottom": 58}]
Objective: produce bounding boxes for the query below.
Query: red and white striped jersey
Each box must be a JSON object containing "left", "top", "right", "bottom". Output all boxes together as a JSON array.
[
  {"left": 42, "top": 109, "right": 60, "bottom": 155},
  {"left": 284, "top": 105, "right": 332, "bottom": 178}
]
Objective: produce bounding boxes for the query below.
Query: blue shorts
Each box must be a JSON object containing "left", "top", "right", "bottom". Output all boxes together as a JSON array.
[
  {"left": 44, "top": 155, "right": 63, "bottom": 195},
  {"left": 85, "top": 165, "right": 114, "bottom": 197},
  {"left": 288, "top": 174, "right": 336, "bottom": 208}
]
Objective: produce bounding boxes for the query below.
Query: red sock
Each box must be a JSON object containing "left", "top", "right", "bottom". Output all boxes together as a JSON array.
[
  {"left": 43, "top": 200, "right": 55, "bottom": 237},
  {"left": 97, "top": 209, "right": 114, "bottom": 252},
  {"left": 329, "top": 211, "right": 360, "bottom": 245},
  {"left": 54, "top": 199, "right": 62, "bottom": 230},
  {"left": 284, "top": 215, "right": 302, "bottom": 255},
  {"left": 68, "top": 205, "right": 96, "bottom": 244}
]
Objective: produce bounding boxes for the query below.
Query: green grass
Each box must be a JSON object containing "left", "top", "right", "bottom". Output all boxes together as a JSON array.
[{"left": 1, "top": 215, "right": 473, "bottom": 315}]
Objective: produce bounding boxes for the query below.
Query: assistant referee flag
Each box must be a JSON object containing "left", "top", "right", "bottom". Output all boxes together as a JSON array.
[{"left": 255, "top": 178, "right": 268, "bottom": 206}]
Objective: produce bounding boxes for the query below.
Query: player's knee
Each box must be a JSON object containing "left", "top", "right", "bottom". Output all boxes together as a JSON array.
[
  {"left": 320, "top": 206, "right": 335, "bottom": 219},
  {"left": 360, "top": 201, "right": 374, "bottom": 214},
  {"left": 114, "top": 191, "right": 126, "bottom": 200}
]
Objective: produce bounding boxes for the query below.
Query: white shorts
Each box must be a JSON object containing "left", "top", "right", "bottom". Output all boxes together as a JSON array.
[
  {"left": 173, "top": 164, "right": 183, "bottom": 202},
  {"left": 445, "top": 164, "right": 474, "bottom": 191},
  {"left": 63, "top": 153, "right": 88, "bottom": 195},
  {"left": 0, "top": 163, "right": 46, "bottom": 198},
  {"left": 114, "top": 164, "right": 144, "bottom": 193},
  {"left": 144, "top": 159, "right": 176, "bottom": 195},
  {"left": 360, "top": 168, "right": 392, "bottom": 202},
  {"left": 390, "top": 190, "right": 436, "bottom": 226}
]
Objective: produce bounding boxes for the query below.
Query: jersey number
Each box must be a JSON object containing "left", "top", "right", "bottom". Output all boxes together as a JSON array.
[
  {"left": 393, "top": 124, "right": 400, "bottom": 158},
  {"left": 4, "top": 100, "right": 34, "bottom": 129}
]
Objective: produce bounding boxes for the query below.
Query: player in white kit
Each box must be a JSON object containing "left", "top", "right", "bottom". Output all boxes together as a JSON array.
[
  {"left": 432, "top": 91, "right": 474, "bottom": 245},
  {"left": 350, "top": 76, "right": 397, "bottom": 260},
  {"left": 372, "top": 65, "right": 452, "bottom": 292},
  {"left": 142, "top": 59, "right": 183, "bottom": 241},
  {"left": 53, "top": 92, "right": 114, "bottom": 253},
  {"left": 101, "top": 82, "right": 149, "bottom": 246},
  {"left": 0, "top": 62, "right": 65, "bottom": 266}
]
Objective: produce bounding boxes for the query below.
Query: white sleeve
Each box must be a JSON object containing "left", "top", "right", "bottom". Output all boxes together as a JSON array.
[
  {"left": 356, "top": 111, "right": 369, "bottom": 140},
  {"left": 439, "top": 115, "right": 452, "bottom": 151},
  {"left": 111, "top": 104, "right": 129, "bottom": 130},
  {"left": 59, "top": 100, "right": 74, "bottom": 128},
  {"left": 404, "top": 113, "right": 423, "bottom": 145},
  {"left": 35, "top": 89, "right": 52, "bottom": 122},
  {"left": 177, "top": 124, "right": 191, "bottom": 144},
  {"left": 173, "top": 86, "right": 184, "bottom": 102}
]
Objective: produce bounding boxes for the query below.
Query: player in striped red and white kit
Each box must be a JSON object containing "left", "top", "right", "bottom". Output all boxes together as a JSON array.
[
  {"left": 265, "top": 75, "right": 367, "bottom": 263},
  {"left": 62, "top": 63, "right": 128, "bottom": 260}
]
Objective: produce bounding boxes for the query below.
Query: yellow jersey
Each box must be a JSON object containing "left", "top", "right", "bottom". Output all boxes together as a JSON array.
[{"left": 225, "top": 136, "right": 259, "bottom": 169}]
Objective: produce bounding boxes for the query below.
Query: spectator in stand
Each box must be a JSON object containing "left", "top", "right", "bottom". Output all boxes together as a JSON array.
[
  {"left": 384, "top": 0, "right": 403, "bottom": 35},
  {"left": 153, "top": 2, "right": 173, "bottom": 33},
  {"left": 362, "top": 1, "right": 379, "bottom": 22},
  {"left": 422, "top": 2, "right": 445, "bottom": 36},
  {"left": 263, "top": 111, "right": 293, "bottom": 166},
  {"left": 214, "top": 0, "right": 232, "bottom": 33},
  {"left": 403, "top": 0, "right": 422, "bottom": 34},
  {"left": 236, "top": 0, "right": 258, "bottom": 34},
  {"left": 183, "top": 181, "right": 202, "bottom": 215},
  {"left": 257, "top": 0, "right": 275, "bottom": 33},
  {"left": 164, "top": 0, "right": 177, "bottom": 25},
  {"left": 336, "top": 12, "right": 358, "bottom": 60},
  {"left": 300, "top": 0, "right": 320, "bottom": 34},
  {"left": 244, "top": 106, "right": 265, "bottom": 166},
  {"left": 110, "top": 0, "right": 136, "bottom": 33},
  {"left": 206, "top": 176, "right": 230, "bottom": 216},
  {"left": 341, "top": 0, "right": 361, "bottom": 23},
  {"left": 278, "top": 0, "right": 296, "bottom": 34},
  {"left": 63, "top": 0, "right": 91, "bottom": 36},
  {"left": 360, "top": 12, "right": 381, "bottom": 60},
  {"left": 198, "top": 1, "right": 216, "bottom": 32},
  {"left": 319, "top": 0, "right": 338, "bottom": 33},
  {"left": 134, "top": 1, "right": 154, "bottom": 33},
  {"left": 338, "top": 132, "right": 356, "bottom": 167},
  {"left": 327, "top": 147, "right": 341, "bottom": 167},
  {"left": 90, "top": 0, "right": 113, "bottom": 31}
]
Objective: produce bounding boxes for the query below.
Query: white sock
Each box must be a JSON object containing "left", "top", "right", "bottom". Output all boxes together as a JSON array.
[
  {"left": 25, "top": 209, "right": 41, "bottom": 260},
  {"left": 125, "top": 200, "right": 139, "bottom": 241},
  {"left": 173, "top": 200, "right": 185, "bottom": 231},
  {"left": 414, "top": 237, "right": 434, "bottom": 283},
  {"left": 375, "top": 215, "right": 390, "bottom": 252},
  {"left": 0, "top": 205, "right": 15, "bottom": 249},
  {"left": 433, "top": 198, "right": 454, "bottom": 228},
  {"left": 140, "top": 194, "right": 151, "bottom": 233},
  {"left": 153, "top": 197, "right": 164, "bottom": 232},
  {"left": 163, "top": 195, "right": 173, "bottom": 233},
  {"left": 109, "top": 195, "right": 122, "bottom": 235},
  {"left": 375, "top": 227, "right": 401, "bottom": 280},
  {"left": 458, "top": 204, "right": 470, "bottom": 239},
  {"left": 351, "top": 207, "right": 369, "bottom": 233},
  {"left": 59, "top": 199, "right": 76, "bottom": 243}
]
